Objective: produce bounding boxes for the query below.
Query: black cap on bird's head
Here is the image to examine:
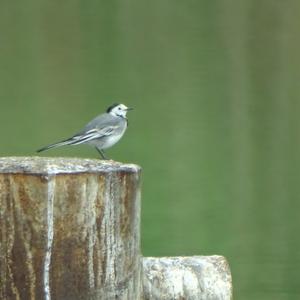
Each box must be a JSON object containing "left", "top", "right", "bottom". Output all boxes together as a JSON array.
[
  {"left": 106, "top": 103, "right": 120, "bottom": 113},
  {"left": 106, "top": 103, "right": 133, "bottom": 118}
]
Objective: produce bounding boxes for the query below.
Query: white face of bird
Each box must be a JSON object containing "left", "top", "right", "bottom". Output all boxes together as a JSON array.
[{"left": 107, "top": 103, "right": 132, "bottom": 118}]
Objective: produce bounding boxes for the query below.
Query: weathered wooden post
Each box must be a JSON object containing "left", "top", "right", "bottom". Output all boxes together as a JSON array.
[
  {"left": 0, "top": 157, "right": 142, "bottom": 300},
  {"left": 0, "top": 157, "right": 232, "bottom": 300},
  {"left": 142, "top": 256, "right": 232, "bottom": 300}
]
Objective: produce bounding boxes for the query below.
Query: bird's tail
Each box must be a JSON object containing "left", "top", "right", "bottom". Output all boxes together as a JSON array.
[{"left": 37, "top": 138, "right": 73, "bottom": 153}]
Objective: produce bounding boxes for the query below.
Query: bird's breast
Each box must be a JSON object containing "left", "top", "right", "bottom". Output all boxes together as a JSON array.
[{"left": 101, "top": 123, "right": 127, "bottom": 149}]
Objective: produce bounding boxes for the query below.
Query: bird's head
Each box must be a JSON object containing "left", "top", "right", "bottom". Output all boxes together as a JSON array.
[{"left": 107, "top": 103, "right": 133, "bottom": 118}]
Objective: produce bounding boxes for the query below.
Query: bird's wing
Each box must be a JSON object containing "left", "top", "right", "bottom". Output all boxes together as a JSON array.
[
  {"left": 37, "top": 113, "right": 121, "bottom": 152},
  {"left": 69, "top": 126, "right": 118, "bottom": 145}
]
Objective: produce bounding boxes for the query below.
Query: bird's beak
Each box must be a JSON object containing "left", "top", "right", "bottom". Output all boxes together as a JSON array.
[{"left": 126, "top": 107, "right": 133, "bottom": 111}]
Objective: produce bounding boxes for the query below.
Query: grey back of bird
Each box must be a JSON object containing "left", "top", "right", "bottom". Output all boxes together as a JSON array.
[{"left": 77, "top": 112, "right": 128, "bottom": 149}]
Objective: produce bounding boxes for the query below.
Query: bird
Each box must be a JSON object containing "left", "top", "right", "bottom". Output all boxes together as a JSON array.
[{"left": 37, "top": 103, "right": 133, "bottom": 159}]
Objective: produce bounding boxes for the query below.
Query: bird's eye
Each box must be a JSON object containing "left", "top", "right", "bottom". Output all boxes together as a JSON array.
[{"left": 118, "top": 107, "right": 121, "bottom": 110}]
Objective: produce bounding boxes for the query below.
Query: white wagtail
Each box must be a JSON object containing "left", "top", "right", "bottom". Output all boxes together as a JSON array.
[{"left": 37, "top": 103, "right": 133, "bottom": 159}]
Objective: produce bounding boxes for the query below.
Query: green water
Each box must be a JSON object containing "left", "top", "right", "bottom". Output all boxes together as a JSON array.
[{"left": 1, "top": 1, "right": 300, "bottom": 299}]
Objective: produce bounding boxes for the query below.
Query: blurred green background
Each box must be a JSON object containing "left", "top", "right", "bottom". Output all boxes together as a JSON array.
[{"left": 1, "top": 1, "right": 300, "bottom": 299}]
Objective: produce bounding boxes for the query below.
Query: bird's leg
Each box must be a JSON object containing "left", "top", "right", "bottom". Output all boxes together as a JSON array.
[{"left": 95, "top": 147, "right": 108, "bottom": 160}]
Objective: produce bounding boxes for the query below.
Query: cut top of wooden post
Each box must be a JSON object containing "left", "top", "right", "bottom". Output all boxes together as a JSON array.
[{"left": 0, "top": 156, "right": 141, "bottom": 175}]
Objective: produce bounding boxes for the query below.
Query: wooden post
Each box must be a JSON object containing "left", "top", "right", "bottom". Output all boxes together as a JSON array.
[
  {"left": 0, "top": 157, "right": 142, "bottom": 300},
  {"left": 142, "top": 256, "right": 232, "bottom": 300},
  {"left": 0, "top": 157, "right": 232, "bottom": 300}
]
